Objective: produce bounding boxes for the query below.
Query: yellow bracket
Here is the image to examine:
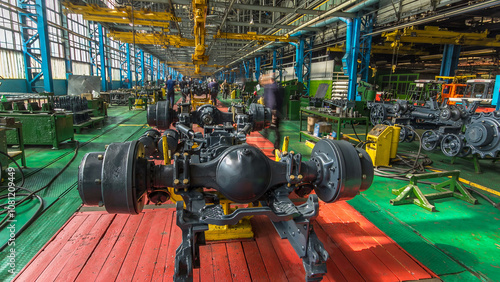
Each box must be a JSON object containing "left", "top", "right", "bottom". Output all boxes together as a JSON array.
[
  {"left": 162, "top": 135, "right": 170, "bottom": 165},
  {"left": 275, "top": 136, "right": 290, "bottom": 161},
  {"left": 205, "top": 200, "right": 254, "bottom": 241}
]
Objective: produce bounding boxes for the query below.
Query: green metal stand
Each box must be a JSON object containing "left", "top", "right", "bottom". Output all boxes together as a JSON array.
[
  {"left": 451, "top": 154, "right": 482, "bottom": 174},
  {"left": 391, "top": 170, "right": 478, "bottom": 212}
]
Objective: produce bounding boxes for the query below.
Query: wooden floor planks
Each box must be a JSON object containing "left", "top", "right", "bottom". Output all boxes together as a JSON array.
[{"left": 15, "top": 201, "right": 437, "bottom": 282}]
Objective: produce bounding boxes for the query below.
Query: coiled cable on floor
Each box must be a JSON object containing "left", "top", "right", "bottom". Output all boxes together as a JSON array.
[{"left": 0, "top": 141, "right": 80, "bottom": 252}]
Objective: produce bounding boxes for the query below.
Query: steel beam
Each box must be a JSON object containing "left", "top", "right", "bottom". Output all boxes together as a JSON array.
[
  {"left": 211, "top": 2, "right": 353, "bottom": 17},
  {"left": 226, "top": 21, "right": 322, "bottom": 32},
  {"left": 243, "top": 61, "right": 250, "bottom": 80},
  {"left": 255, "top": 57, "right": 261, "bottom": 82},
  {"left": 98, "top": 24, "right": 107, "bottom": 91},
  {"left": 341, "top": 18, "right": 361, "bottom": 101},
  {"left": 440, "top": 44, "right": 461, "bottom": 77},
  {"left": 359, "top": 15, "right": 373, "bottom": 83},
  {"left": 136, "top": 49, "right": 145, "bottom": 87},
  {"left": 18, "top": 0, "right": 54, "bottom": 93}
]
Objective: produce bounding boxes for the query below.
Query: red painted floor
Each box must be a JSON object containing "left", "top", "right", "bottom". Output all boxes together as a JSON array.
[
  {"left": 14, "top": 202, "right": 436, "bottom": 281},
  {"left": 14, "top": 100, "right": 437, "bottom": 281}
]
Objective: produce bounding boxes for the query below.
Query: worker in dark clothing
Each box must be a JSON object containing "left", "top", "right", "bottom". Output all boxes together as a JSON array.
[
  {"left": 221, "top": 79, "right": 230, "bottom": 99},
  {"left": 166, "top": 75, "right": 176, "bottom": 107},
  {"left": 208, "top": 79, "right": 219, "bottom": 106},
  {"left": 179, "top": 77, "right": 189, "bottom": 102},
  {"left": 261, "top": 74, "right": 283, "bottom": 150}
]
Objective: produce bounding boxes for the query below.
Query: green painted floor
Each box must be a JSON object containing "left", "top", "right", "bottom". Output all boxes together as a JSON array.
[
  {"left": 259, "top": 113, "right": 500, "bottom": 282},
  {"left": 1, "top": 99, "right": 499, "bottom": 281}
]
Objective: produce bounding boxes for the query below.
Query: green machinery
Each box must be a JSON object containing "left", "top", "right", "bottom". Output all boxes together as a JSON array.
[
  {"left": 0, "top": 117, "right": 26, "bottom": 180},
  {"left": 358, "top": 81, "right": 376, "bottom": 101},
  {"left": 0, "top": 93, "right": 74, "bottom": 149},
  {"left": 87, "top": 98, "right": 107, "bottom": 117},
  {"left": 376, "top": 73, "right": 420, "bottom": 99},
  {"left": 1, "top": 113, "right": 74, "bottom": 149},
  {"left": 281, "top": 80, "right": 304, "bottom": 120}
]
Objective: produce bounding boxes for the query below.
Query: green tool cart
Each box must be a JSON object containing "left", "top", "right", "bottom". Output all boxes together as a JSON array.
[
  {"left": 87, "top": 98, "right": 107, "bottom": 117},
  {"left": 1, "top": 113, "right": 74, "bottom": 149},
  {"left": 299, "top": 107, "right": 369, "bottom": 141}
]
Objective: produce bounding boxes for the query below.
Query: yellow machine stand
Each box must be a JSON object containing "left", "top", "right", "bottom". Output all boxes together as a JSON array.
[
  {"left": 162, "top": 136, "right": 253, "bottom": 241},
  {"left": 167, "top": 189, "right": 254, "bottom": 241},
  {"left": 366, "top": 124, "right": 401, "bottom": 167},
  {"left": 190, "top": 93, "right": 213, "bottom": 110}
]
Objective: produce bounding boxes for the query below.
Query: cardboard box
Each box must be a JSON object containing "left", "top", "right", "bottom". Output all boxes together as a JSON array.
[
  {"left": 307, "top": 124, "right": 315, "bottom": 133},
  {"left": 313, "top": 122, "right": 332, "bottom": 137},
  {"left": 308, "top": 116, "right": 318, "bottom": 126},
  {"left": 81, "top": 93, "right": 93, "bottom": 100}
]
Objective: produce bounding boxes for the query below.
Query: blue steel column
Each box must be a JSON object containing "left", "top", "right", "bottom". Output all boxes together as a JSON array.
[
  {"left": 303, "top": 36, "right": 314, "bottom": 95},
  {"left": 18, "top": 0, "right": 54, "bottom": 92},
  {"left": 272, "top": 50, "right": 277, "bottom": 75},
  {"left": 157, "top": 60, "right": 161, "bottom": 82},
  {"left": 291, "top": 40, "right": 304, "bottom": 83},
  {"left": 341, "top": 17, "right": 361, "bottom": 101},
  {"left": 440, "top": 44, "right": 461, "bottom": 77},
  {"left": 149, "top": 54, "right": 155, "bottom": 82},
  {"left": 59, "top": 3, "right": 72, "bottom": 80},
  {"left": 278, "top": 48, "right": 283, "bottom": 82},
  {"left": 359, "top": 15, "right": 374, "bottom": 82},
  {"left": 105, "top": 39, "right": 112, "bottom": 90},
  {"left": 135, "top": 49, "right": 145, "bottom": 87},
  {"left": 126, "top": 44, "right": 132, "bottom": 88},
  {"left": 98, "top": 24, "right": 107, "bottom": 91},
  {"left": 243, "top": 61, "right": 250, "bottom": 80}
]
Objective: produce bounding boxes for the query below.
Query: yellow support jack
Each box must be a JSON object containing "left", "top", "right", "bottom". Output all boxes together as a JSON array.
[{"left": 205, "top": 200, "right": 254, "bottom": 241}]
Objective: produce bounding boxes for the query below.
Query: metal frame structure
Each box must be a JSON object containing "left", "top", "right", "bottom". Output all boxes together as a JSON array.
[
  {"left": 17, "top": 0, "right": 54, "bottom": 93},
  {"left": 119, "top": 43, "right": 132, "bottom": 89},
  {"left": 135, "top": 49, "right": 145, "bottom": 87},
  {"left": 359, "top": 15, "right": 374, "bottom": 83}
]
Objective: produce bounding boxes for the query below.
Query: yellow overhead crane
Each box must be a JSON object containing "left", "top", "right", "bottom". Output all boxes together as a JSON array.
[
  {"left": 327, "top": 43, "right": 429, "bottom": 56},
  {"left": 62, "top": 2, "right": 180, "bottom": 29},
  {"left": 164, "top": 63, "right": 226, "bottom": 68},
  {"left": 192, "top": 0, "right": 209, "bottom": 74},
  {"left": 214, "top": 31, "right": 298, "bottom": 43},
  {"left": 383, "top": 26, "right": 500, "bottom": 47},
  {"left": 107, "top": 31, "right": 195, "bottom": 48}
]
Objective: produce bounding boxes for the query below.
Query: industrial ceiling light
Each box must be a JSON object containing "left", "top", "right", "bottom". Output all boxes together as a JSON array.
[{"left": 250, "top": 15, "right": 254, "bottom": 25}]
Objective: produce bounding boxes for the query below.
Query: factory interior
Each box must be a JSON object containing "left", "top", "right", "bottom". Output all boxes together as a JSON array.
[{"left": 0, "top": 0, "right": 499, "bottom": 281}]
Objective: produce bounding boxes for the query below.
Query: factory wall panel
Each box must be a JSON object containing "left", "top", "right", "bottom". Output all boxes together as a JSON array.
[
  {"left": 111, "top": 81, "right": 121, "bottom": 89},
  {"left": 0, "top": 79, "right": 28, "bottom": 93},
  {"left": 0, "top": 50, "right": 25, "bottom": 79}
]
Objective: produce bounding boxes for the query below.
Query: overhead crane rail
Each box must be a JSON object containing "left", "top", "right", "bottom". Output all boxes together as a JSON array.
[
  {"left": 62, "top": 2, "right": 180, "bottom": 29},
  {"left": 327, "top": 43, "right": 430, "bottom": 56},
  {"left": 383, "top": 26, "right": 500, "bottom": 47},
  {"left": 214, "top": 31, "right": 299, "bottom": 43},
  {"left": 107, "top": 31, "right": 195, "bottom": 48}
]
